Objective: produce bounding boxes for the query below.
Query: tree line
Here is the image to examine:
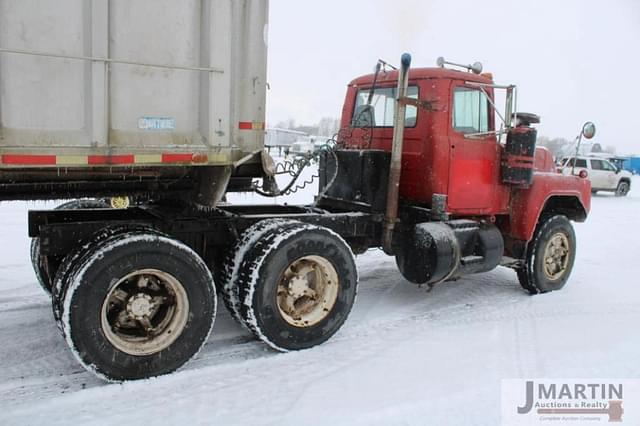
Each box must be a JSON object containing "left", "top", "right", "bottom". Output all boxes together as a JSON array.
[{"left": 274, "top": 117, "right": 341, "bottom": 137}]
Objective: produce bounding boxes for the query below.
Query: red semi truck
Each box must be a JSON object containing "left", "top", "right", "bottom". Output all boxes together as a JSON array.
[
  {"left": 0, "top": 4, "right": 592, "bottom": 381},
  {"left": 18, "top": 55, "right": 591, "bottom": 381}
]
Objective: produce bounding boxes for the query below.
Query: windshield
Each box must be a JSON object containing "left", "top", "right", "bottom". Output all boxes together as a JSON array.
[{"left": 353, "top": 86, "right": 419, "bottom": 128}]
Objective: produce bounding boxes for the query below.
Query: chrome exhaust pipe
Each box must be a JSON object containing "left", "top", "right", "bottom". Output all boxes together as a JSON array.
[{"left": 382, "top": 53, "right": 411, "bottom": 255}]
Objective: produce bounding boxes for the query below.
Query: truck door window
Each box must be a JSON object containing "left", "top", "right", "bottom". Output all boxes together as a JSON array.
[
  {"left": 353, "top": 86, "right": 419, "bottom": 128},
  {"left": 453, "top": 88, "right": 489, "bottom": 134},
  {"left": 575, "top": 159, "right": 587, "bottom": 168}
]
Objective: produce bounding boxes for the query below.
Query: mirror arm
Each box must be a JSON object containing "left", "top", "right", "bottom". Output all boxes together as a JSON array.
[
  {"left": 398, "top": 97, "right": 439, "bottom": 111},
  {"left": 463, "top": 129, "right": 505, "bottom": 140}
]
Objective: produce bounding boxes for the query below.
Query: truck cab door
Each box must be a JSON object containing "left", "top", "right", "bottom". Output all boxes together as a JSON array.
[{"left": 446, "top": 83, "right": 498, "bottom": 213}]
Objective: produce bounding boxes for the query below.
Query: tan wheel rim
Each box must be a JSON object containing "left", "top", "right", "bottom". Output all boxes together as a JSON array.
[
  {"left": 542, "top": 233, "right": 571, "bottom": 281},
  {"left": 110, "top": 196, "right": 130, "bottom": 209},
  {"left": 276, "top": 256, "right": 339, "bottom": 328},
  {"left": 101, "top": 269, "right": 189, "bottom": 356}
]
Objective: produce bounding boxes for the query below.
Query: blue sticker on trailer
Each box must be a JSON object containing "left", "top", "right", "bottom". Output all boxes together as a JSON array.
[{"left": 138, "top": 117, "right": 176, "bottom": 131}]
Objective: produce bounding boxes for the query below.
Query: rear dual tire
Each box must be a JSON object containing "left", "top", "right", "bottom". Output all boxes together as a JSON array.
[
  {"left": 223, "top": 220, "right": 358, "bottom": 351},
  {"left": 219, "top": 219, "right": 299, "bottom": 325},
  {"left": 57, "top": 232, "right": 215, "bottom": 381}
]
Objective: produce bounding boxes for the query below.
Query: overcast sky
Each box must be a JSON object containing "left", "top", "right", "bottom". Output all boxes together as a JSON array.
[{"left": 266, "top": 0, "right": 639, "bottom": 154}]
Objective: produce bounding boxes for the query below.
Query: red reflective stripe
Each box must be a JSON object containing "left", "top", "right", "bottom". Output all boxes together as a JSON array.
[
  {"left": 238, "top": 121, "right": 265, "bottom": 130},
  {"left": 161, "top": 153, "right": 194, "bottom": 163},
  {"left": 88, "top": 155, "right": 135, "bottom": 165},
  {"left": 0, "top": 153, "right": 206, "bottom": 165},
  {"left": 1, "top": 154, "right": 57, "bottom": 165}
]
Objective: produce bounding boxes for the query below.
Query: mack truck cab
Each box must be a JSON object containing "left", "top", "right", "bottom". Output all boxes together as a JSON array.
[{"left": 321, "top": 55, "right": 592, "bottom": 294}]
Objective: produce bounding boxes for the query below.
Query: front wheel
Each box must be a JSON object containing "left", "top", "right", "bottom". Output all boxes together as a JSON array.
[
  {"left": 615, "top": 181, "right": 630, "bottom": 197},
  {"left": 517, "top": 215, "right": 576, "bottom": 294}
]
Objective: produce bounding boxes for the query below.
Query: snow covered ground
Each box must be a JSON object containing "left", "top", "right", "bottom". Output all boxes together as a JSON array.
[{"left": 0, "top": 176, "right": 639, "bottom": 425}]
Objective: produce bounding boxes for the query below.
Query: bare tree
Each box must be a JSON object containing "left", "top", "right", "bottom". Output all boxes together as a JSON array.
[
  {"left": 274, "top": 119, "right": 297, "bottom": 130},
  {"left": 318, "top": 117, "right": 340, "bottom": 136},
  {"left": 537, "top": 136, "right": 572, "bottom": 158},
  {"left": 272, "top": 117, "right": 340, "bottom": 136}
]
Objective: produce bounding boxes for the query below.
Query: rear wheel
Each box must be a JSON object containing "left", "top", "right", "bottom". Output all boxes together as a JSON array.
[
  {"left": 52, "top": 226, "right": 163, "bottom": 329},
  {"left": 517, "top": 215, "right": 576, "bottom": 294},
  {"left": 235, "top": 222, "right": 358, "bottom": 351},
  {"left": 59, "top": 233, "right": 215, "bottom": 381},
  {"left": 30, "top": 199, "right": 108, "bottom": 295},
  {"left": 218, "top": 219, "right": 298, "bottom": 325},
  {"left": 615, "top": 181, "right": 630, "bottom": 197}
]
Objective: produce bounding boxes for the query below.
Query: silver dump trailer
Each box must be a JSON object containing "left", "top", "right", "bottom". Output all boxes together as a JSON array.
[
  {"left": 0, "top": 0, "right": 372, "bottom": 383},
  {"left": 0, "top": 0, "right": 269, "bottom": 204}
]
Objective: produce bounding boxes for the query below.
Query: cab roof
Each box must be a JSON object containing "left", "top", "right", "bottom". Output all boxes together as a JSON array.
[{"left": 348, "top": 67, "right": 494, "bottom": 87}]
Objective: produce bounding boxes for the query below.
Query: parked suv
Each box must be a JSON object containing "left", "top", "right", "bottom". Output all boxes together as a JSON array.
[{"left": 559, "top": 156, "right": 632, "bottom": 196}]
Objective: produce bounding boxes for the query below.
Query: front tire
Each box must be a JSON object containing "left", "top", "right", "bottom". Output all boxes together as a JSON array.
[
  {"left": 615, "top": 181, "right": 630, "bottom": 197},
  {"left": 236, "top": 222, "right": 358, "bottom": 351},
  {"left": 59, "top": 233, "right": 216, "bottom": 381},
  {"left": 517, "top": 215, "right": 576, "bottom": 294}
]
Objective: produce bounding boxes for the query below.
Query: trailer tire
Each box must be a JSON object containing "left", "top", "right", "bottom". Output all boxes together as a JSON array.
[
  {"left": 237, "top": 222, "right": 358, "bottom": 351},
  {"left": 30, "top": 199, "right": 109, "bottom": 295},
  {"left": 52, "top": 226, "right": 164, "bottom": 330},
  {"left": 219, "top": 219, "right": 299, "bottom": 325},
  {"left": 60, "top": 233, "right": 216, "bottom": 381},
  {"left": 30, "top": 238, "right": 49, "bottom": 294},
  {"left": 517, "top": 215, "right": 576, "bottom": 294}
]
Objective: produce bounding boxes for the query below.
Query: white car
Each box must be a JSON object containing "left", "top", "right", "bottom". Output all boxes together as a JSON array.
[{"left": 560, "top": 156, "right": 632, "bottom": 196}]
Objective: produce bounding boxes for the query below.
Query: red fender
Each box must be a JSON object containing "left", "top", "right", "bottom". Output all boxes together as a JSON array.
[{"left": 509, "top": 172, "right": 591, "bottom": 242}]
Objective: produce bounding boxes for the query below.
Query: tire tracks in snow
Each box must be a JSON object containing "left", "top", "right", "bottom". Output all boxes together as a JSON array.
[{"left": 2, "top": 261, "right": 640, "bottom": 412}]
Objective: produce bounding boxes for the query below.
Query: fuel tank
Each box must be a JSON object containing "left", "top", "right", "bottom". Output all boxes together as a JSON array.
[{"left": 394, "top": 220, "right": 504, "bottom": 285}]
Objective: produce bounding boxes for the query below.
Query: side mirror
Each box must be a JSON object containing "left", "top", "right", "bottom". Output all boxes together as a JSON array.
[{"left": 582, "top": 122, "right": 596, "bottom": 139}]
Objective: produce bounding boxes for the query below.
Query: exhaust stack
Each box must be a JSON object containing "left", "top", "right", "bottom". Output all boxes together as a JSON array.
[{"left": 382, "top": 53, "right": 411, "bottom": 255}]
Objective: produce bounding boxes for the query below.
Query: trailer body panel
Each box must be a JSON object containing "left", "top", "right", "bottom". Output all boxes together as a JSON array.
[{"left": 0, "top": 0, "right": 268, "bottom": 174}]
